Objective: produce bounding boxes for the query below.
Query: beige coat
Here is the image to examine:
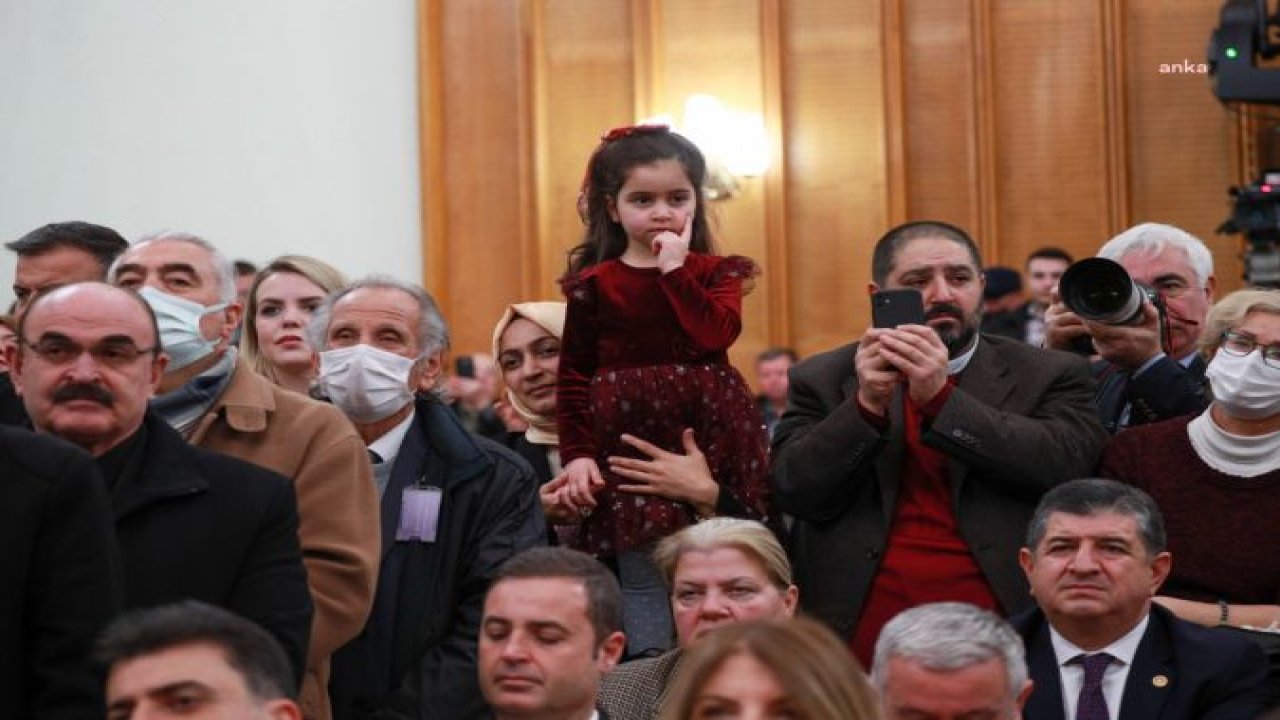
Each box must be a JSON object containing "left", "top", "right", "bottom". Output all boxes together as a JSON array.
[{"left": 191, "top": 357, "right": 380, "bottom": 720}]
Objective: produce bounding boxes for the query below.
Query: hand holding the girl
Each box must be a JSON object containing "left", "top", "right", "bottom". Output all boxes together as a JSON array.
[
  {"left": 560, "top": 457, "right": 605, "bottom": 511},
  {"left": 539, "top": 474, "right": 583, "bottom": 524},
  {"left": 610, "top": 428, "right": 719, "bottom": 518},
  {"left": 654, "top": 215, "right": 693, "bottom": 274}
]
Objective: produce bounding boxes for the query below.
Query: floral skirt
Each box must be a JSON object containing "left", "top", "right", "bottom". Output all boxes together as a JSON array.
[{"left": 573, "top": 362, "right": 771, "bottom": 557}]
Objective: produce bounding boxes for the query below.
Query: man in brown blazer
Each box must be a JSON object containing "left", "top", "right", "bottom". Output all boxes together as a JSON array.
[
  {"left": 110, "top": 231, "right": 380, "bottom": 720},
  {"left": 772, "top": 221, "right": 1107, "bottom": 667}
]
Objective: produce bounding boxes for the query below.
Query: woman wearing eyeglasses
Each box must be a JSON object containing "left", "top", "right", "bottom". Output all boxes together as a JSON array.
[{"left": 1101, "top": 289, "right": 1280, "bottom": 634}]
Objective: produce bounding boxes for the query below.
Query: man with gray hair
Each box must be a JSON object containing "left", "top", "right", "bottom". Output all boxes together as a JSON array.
[
  {"left": 110, "top": 232, "right": 380, "bottom": 720},
  {"left": 1043, "top": 222, "right": 1213, "bottom": 433},
  {"left": 873, "top": 602, "right": 1032, "bottom": 720},
  {"left": 1013, "top": 478, "right": 1265, "bottom": 719},
  {"left": 313, "top": 276, "right": 546, "bottom": 720}
]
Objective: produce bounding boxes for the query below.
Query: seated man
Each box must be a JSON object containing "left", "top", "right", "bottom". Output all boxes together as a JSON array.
[
  {"left": 1044, "top": 223, "right": 1213, "bottom": 432},
  {"left": 110, "top": 231, "right": 379, "bottom": 720},
  {"left": 11, "top": 282, "right": 312, "bottom": 681},
  {"left": 1014, "top": 478, "right": 1266, "bottom": 719},
  {"left": 99, "top": 600, "right": 302, "bottom": 720},
  {"left": 873, "top": 602, "right": 1032, "bottom": 720},
  {"left": 754, "top": 347, "right": 796, "bottom": 439},
  {"left": 480, "top": 547, "right": 626, "bottom": 720},
  {"left": 314, "top": 276, "right": 546, "bottom": 720}
]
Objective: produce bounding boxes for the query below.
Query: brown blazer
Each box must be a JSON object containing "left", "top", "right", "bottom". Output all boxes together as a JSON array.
[
  {"left": 597, "top": 649, "right": 683, "bottom": 720},
  {"left": 191, "top": 356, "right": 380, "bottom": 720}
]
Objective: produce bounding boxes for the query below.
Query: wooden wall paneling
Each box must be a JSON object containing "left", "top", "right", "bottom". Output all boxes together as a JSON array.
[
  {"left": 659, "top": 0, "right": 771, "bottom": 370},
  {"left": 419, "top": 0, "right": 448, "bottom": 304},
  {"left": 989, "top": 0, "right": 1112, "bottom": 269},
  {"left": 760, "top": 0, "right": 792, "bottom": 350},
  {"left": 782, "top": 0, "right": 888, "bottom": 355},
  {"left": 1101, "top": 0, "right": 1130, "bottom": 233},
  {"left": 1123, "top": 0, "right": 1243, "bottom": 291},
  {"left": 899, "top": 0, "right": 981, "bottom": 236},
  {"left": 881, "top": 0, "right": 907, "bottom": 227},
  {"left": 426, "top": 1, "right": 535, "bottom": 355},
  {"left": 535, "top": 0, "right": 636, "bottom": 298}
]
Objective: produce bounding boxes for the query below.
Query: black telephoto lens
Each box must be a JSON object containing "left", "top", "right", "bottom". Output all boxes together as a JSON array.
[{"left": 1060, "top": 258, "right": 1146, "bottom": 326}]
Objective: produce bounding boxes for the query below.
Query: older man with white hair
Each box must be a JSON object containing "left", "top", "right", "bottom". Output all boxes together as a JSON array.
[
  {"left": 874, "top": 602, "right": 1033, "bottom": 720},
  {"left": 110, "top": 232, "right": 381, "bottom": 720},
  {"left": 1044, "top": 222, "right": 1215, "bottom": 433}
]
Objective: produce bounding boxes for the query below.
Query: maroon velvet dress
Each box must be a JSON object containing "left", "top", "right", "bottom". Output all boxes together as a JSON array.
[{"left": 557, "top": 253, "right": 772, "bottom": 558}]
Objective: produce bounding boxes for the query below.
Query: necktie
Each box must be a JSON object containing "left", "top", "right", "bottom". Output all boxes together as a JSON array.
[{"left": 1075, "top": 652, "right": 1114, "bottom": 720}]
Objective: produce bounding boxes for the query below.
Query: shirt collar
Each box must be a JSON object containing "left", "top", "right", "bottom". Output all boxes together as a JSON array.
[
  {"left": 1049, "top": 612, "right": 1149, "bottom": 668},
  {"left": 948, "top": 334, "right": 981, "bottom": 376},
  {"left": 368, "top": 409, "right": 416, "bottom": 468}
]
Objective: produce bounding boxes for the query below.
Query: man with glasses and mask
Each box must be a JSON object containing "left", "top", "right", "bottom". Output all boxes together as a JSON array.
[
  {"left": 109, "top": 231, "right": 379, "bottom": 720},
  {"left": 1043, "top": 223, "right": 1215, "bottom": 433},
  {"left": 9, "top": 281, "right": 312, "bottom": 682},
  {"left": 771, "top": 220, "right": 1106, "bottom": 668},
  {"left": 313, "top": 277, "right": 545, "bottom": 720}
]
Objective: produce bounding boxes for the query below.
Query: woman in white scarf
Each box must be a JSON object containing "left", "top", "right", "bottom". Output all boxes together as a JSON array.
[{"left": 1100, "top": 288, "right": 1280, "bottom": 632}]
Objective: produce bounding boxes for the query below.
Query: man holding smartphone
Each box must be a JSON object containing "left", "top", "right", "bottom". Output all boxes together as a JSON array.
[{"left": 770, "top": 220, "right": 1107, "bottom": 667}]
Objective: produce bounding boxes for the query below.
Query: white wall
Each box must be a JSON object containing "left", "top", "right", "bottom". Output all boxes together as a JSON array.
[{"left": 0, "top": 0, "right": 422, "bottom": 308}]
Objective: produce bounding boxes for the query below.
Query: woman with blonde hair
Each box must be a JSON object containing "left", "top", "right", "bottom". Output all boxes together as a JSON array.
[
  {"left": 241, "top": 255, "right": 346, "bottom": 394},
  {"left": 598, "top": 518, "right": 796, "bottom": 719},
  {"left": 659, "top": 617, "right": 880, "bottom": 720}
]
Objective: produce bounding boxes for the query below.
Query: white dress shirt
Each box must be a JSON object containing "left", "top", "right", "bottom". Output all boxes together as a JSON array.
[{"left": 1050, "top": 614, "right": 1149, "bottom": 719}]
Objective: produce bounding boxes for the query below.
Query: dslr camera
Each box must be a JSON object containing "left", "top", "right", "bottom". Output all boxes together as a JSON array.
[{"left": 1058, "top": 258, "right": 1166, "bottom": 354}]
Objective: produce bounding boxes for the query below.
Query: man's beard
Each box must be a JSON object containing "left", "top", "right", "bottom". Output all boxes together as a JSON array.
[{"left": 927, "top": 302, "right": 980, "bottom": 358}]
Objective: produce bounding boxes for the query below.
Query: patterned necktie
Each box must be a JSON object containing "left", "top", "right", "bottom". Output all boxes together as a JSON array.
[{"left": 1075, "top": 652, "right": 1114, "bottom": 720}]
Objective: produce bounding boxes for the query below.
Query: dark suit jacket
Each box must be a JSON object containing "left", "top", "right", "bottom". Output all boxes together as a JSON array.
[
  {"left": 330, "top": 396, "right": 546, "bottom": 720},
  {"left": 0, "top": 426, "right": 122, "bottom": 719},
  {"left": 112, "top": 413, "right": 312, "bottom": 683},
  {"left": 1013, "top": 604, "right": 1267, "bottom": 720},
  {"left": 771, "top": 334, "right": 1107, "bottom": 638},
  {"left": 0, "top": 372, "right": 31, "bottom": 428},
  {"left": 1093, "top": 354, "right": 1208, "bottom": 433}
]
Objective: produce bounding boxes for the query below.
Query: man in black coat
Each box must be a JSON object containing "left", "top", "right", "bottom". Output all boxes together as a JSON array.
[
  {"left": 0, "top": 425, "right": 122, "bottom": 718},
  {"left": 10, "top": 281, "right": 312, "bottom": 682},
  {"left": 1014, "top": 479, "right": 1266, "bottom": 719},
  {"left": 314, "top": 277, "right": 547, "bottom": 720}
]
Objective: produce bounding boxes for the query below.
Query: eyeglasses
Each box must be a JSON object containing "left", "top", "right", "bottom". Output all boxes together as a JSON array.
[
  {"left": 20, "top": 336, "right": 157, "bottom": 369},
  {"left": 1220, "top": 331, "right": 1280, "bottom": 369}
]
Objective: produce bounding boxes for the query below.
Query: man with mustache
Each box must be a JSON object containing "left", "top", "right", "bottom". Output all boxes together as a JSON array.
[
  {"left": 10, "top": 281, "right": 312, "bottom": 684},
  {"left": 1043, "top": 223, "right": 1215, "bottom": 434},
  {"left": 771, "top": 220, "right": 1107, "bottom": 667}
]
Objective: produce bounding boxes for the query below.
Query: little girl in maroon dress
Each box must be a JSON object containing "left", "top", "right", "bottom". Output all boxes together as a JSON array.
[{"left": 556, "top": 124, "right": 773, "bottom": 656}]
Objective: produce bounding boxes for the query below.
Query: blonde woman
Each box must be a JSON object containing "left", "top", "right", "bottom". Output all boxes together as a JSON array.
[{"left": 241, "top": 255, "right": 346, "bottom": 394}]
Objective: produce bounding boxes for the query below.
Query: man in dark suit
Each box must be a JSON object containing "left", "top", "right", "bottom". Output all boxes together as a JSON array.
[
  {"left": 1013, "top": 478, "right": 1266, "bottom": 720},
  {"left": 479, "top": 548, "right": 625, "bottom": 720},
  {"left": 0, "top": 424, "right": 122, "bottom": 719},
  {"left": 10, "top": 281, "right": 313, "bottom": 682},
  {"left": 315, "top": 277, "right": 546, "bottom": 720},
  {"left": 1043, "top": 223, "right": 1213, "bottom": 433},
  {"left": 771, "top": 220, "right": 1107, "bottom": 667}
]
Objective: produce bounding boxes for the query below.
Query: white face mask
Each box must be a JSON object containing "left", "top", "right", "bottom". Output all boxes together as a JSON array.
[
  {"left": 1205, "top": 348, "right": 1280, "bottom": 420},
  {"left": 318, "top": 344, "right": 417, "bottom": 423},
  {"left": 137, "top": 286, "right": 228, "bottom": 371}
]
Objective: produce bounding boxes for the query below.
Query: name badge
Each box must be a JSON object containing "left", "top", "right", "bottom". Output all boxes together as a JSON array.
[{"left": 396, "top": 486, "right": 442, "bottom": 543}]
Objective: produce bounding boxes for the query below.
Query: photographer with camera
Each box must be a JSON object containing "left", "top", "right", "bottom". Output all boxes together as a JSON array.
[{"left": 1044, "top": 222, "right": 1215, "bottom": 433}]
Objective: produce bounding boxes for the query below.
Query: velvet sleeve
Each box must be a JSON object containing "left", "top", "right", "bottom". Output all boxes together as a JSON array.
[
  {"left": 557, "top": 271, "right": 601, "bottom": 464},
  {"left": 656, "top": 255, "right": 756, "bottom": 352}
]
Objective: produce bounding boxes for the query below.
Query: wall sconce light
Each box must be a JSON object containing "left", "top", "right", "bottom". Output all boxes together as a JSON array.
[{"left": 645, "top": 94, "right": 769, "bottom": 200}]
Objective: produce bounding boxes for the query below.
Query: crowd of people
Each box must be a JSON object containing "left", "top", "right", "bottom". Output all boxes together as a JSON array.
[{"left": 2, "top": 123, "right": 1279, "bottom": 720}]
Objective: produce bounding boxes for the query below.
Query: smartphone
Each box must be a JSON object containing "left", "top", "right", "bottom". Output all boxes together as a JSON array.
[
  {"left": 455, "top": 356, "right": 475, "bottom": 378},
  {"left": 871, "top": 289, "right": 926, "bottom": 328}
]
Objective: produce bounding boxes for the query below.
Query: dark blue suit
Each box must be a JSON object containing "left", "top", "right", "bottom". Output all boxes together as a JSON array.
[
  {"left": 1012, "top": 604, "right": 1267, "bottom": 720},
  {"left": 1093, "top": 355, "right": 1207, "bottom": 434},
  {"left": 330, "top": 396, "right": 545, "bottom": 720}
]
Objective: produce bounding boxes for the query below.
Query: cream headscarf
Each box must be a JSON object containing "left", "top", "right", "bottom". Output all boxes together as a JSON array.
[{"left": 491, "top": 301, "right": 567, "bottom": 446}]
